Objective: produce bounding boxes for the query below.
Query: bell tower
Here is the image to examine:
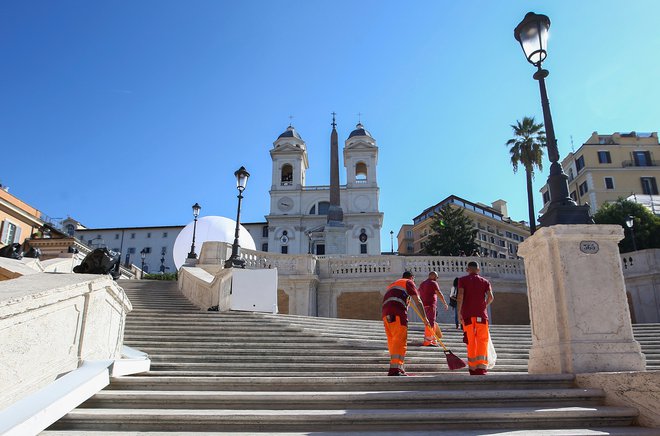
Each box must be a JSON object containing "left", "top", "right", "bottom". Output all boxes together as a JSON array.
[{"left": 270, "top": 125, "right": 308, "bottom": 191}]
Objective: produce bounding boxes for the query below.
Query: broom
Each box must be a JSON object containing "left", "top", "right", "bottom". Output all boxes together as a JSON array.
[{"left": 410, "top": 302, "right": 467, "bottom": 370}]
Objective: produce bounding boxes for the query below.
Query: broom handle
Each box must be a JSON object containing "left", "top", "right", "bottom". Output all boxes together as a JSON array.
[{"left": 409, "top": 301, "right": 450, "bottom": 352}]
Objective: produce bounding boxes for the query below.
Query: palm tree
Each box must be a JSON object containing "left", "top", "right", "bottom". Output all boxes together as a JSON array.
[{"left": 506, "top": 116, "right": 547, "bottom": 234}]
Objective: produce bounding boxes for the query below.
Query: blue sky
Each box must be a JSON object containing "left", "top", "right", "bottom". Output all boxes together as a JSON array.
[{"left": 1, "top": 1, "right": 659, "bottom": 251}]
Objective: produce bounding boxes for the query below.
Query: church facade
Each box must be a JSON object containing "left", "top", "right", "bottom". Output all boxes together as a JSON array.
[{"left": 263, "top": 120, "right": 383, "bottom": 256}]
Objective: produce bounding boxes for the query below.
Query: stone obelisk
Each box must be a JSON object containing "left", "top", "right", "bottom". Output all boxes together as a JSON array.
[{"left": 324, "top": 112, "right": 346, "bottom": 254}]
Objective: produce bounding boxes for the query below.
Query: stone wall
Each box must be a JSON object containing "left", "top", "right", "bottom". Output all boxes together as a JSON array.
[
  {"left": 0, "top": 273, "right": 131, "bottom": 408},
  {"left": 621, "top": 249, "right": 660, "bottom": 323}
]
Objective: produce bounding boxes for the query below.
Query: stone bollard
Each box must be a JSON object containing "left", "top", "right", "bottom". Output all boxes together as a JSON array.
[{"left": 517, "top": 224, "right": 645, "bottom": 374}]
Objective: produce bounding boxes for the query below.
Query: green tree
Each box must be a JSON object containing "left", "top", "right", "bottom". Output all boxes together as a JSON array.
[
  {"left": 424, "top": 204, "right": 478, "bottom": 256},
  {"left": 506, "top": 116, "right": 547, "bottom": 234},
  {"left": 593, "top": 198, "right": 660, "bottom": 253}
]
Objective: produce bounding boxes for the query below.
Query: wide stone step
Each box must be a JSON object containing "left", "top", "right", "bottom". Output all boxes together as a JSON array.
[
  {"left": 48, "top": 406, "right": 638, "bottom": 432},
  {"left": 106, "top": 374, "right": 565, "bottom": 391},
  {"left": 124, "top": 335, "right": 338, "bottom": 344},
  {"left": 39, "top": 428, "right": 660, "bottom": 436},
  {"left": 81, "top": 388, "right": 605, "bottom": 410}
]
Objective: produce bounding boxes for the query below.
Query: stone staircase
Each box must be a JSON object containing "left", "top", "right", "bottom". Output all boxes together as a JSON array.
[{"left": 44, "top": 279, "right": 660, "bottom": 434}]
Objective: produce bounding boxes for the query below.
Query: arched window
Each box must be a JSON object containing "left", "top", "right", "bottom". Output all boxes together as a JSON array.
[
  {"left": 281, "top": 164, "right": 293, "bottom": 185},
  {"left": 308, "top": 201, "right": 330, "bottom": 215},
  {"left": 318, "top": 201, "right": 330, "bottom": 215},
  {"left": 355, "top": 162, "right": 368, "bottom": 183},
  {"left": 65, "top": 224, "right": 75, "bottom": 236}
]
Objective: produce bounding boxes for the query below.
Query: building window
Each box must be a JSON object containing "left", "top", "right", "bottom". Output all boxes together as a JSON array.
[
  {"left": 575, "top": 155, "right": 585, "bottom": 173},
  {"left": 261, "top": 243, "right": 268, "bottom": 252},
  {"left": 355, "top": 162, "right": 368, "bottom": 183},
  {"left": 115, "top": 233, "right": 120, "bottom": 239},
  {"left": 641, "top": 177, "right": 659, "bottom": 195},
  {"left": 489, "top": 236, "right": 495, "bottom": 244},
  {"left": 161, "top": 247, "right": 167, "bottom": 255},
  {"left": 570, "top": 191, "right": 577, "bottom": 201},
  {"left": 513, "top": 234, "right": 520, "bottom": 241},
  {"left": 598, "top": 151, "right": 611, "bottom": 164},
  {"left": 360, "top": 243, "right": 368, "bottom": 254},
  {"left": 130, "top": 233, "right": 136, "bottom": 239},
  {"left": 316, "top": 244, "right": 325, "bottom": 255},
  {"left": 604, "top": 177, "right": 615, "bottom": 190},
  {"left": 568, "top": 168, "right": 574, "bottom": 182},
  {"left": 542, "top": 191, "right": 550, "bottom": 205},
  {"left": 405, "top": 230, "right": 413, "bottom": 238},
  {"left": 163, "top": 232, "right": 168, "bottom": 238},
  {"left": 147, "top": 233, "right": 151, "bottom": 238},
  {"left": 633, "top": 151, "right": 652, "bottom": 167},
  {"left": 65, "top": 224, "right": 75, "bottom": 236},
  {"left": 80, "top": 235, "right": 85, "bottom": 241},
  {"left": 316, "top": 201, "right": 330, "bottom": 215},
  {"left": 143, "top": 247, "right": 152, "bottom": 254},
  {"left": 262, "top": 226, "right": 269, "bottom": 237},
  {"left": 281, "top": 245, "right": 288, "bottom": 254},
  {"left": 579, "top": 181, "right": 589, "bottom": 196},
  {"left": 0, "top": 220, "right": 18, "bottom": 245},
  {"left": 406, "top": 243, "right": 413, "bottom": 253},
  {"left": 281, "top": 164, "right": 293, "bottom": 185},
  {"left": 128, "top": 247, "right": 136, "bottom": 254}
]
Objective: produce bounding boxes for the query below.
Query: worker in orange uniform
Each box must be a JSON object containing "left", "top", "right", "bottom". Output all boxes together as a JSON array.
[
  {"left": 457, "top": 261, "right": 494, "bottom": 375},
  {"left": 382, "top": 271, "right": 429, "bottom": 376},
  {"left": 418, "top": 271, "right": 449, "bottom": 346}
]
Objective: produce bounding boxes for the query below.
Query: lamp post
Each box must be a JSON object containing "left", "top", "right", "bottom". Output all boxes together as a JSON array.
[
  {"left": 625, "top": 215, "right": 637, "bottom": 251},
  {"left": 187, "top": 202, "right": 201, "bottom": 259},
  {"left": 514, "top": 12, "right": 592, "bottom": 227},
  {"left": 390, "top": 230, "right": 394, "bottom": 254},
  {"left": 225, "top": 166, "right": 250, "bottom": 268},
  {"left": 140, "top": 248, "right": 147, "bottom": 279}
]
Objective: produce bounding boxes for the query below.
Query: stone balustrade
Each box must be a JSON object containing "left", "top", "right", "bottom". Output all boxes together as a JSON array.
[
  {"left": 200, "top": 241, "right": 526, "bottom": 280},
  {"left": 0, "top": 273, "right": 132, "bottom": 409}
]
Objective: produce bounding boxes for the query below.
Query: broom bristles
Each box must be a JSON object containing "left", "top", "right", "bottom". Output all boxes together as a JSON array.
[{"left": 445, "top": 350, "right": 467, "bottom": 370}]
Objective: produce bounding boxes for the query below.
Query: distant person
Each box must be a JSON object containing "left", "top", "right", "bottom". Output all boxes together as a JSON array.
[
  {"left": 382, "top": 271, "right": 429, "bottom": 376},
  {"left": 418, "top": 271, "right": 449, "bottom": 346},
  {"left": 449, "top": 277, "right": 459, "bottom": 329},
  {"left": 470, "top": 249, "right": 481, "bottom": 257},
  {"left": 459, "top": 251, "right": 466, "bottom": 257},
  {"left": 457, "top": 261, "right": 494, "bottom": 375}
]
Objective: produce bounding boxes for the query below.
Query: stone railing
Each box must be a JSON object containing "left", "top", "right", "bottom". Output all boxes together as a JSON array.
[
  {"left": 0, "top": 273, "right": 131, "bottom": 409},
  {"left": 198, "top": 241, "right": 525, "bottom": 281},
  {"left": 620, "top": 248, "right": 660, "bottom": 276},
  {"left": 178, "top": 266, "right": 232, "bottom": 311}
]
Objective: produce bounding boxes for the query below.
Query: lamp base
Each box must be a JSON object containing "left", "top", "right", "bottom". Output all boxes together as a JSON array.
[
  {"left": 539, "top": 203, "right": 593, "bottom": 227},
  {"left": 224, "top": 256, "right": 246, "bottom": 269}
]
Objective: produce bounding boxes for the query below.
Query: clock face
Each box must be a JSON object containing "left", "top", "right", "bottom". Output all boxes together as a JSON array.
[{"left": 277, "top": 197, "right": 294, "bottom": 212}]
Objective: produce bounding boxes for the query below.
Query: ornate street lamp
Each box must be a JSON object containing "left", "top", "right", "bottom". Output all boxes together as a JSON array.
[
  {"left": 625, "top": 215, "right": 637, "bottom": 251},
  {"left": 140, "top": 248, "right": 147, "bottom": 279},
  {"left": 225, "top": 166, "right": 250, "bottom": 268},
  {"left": 514, "top": 12, "right": 592, "bottom": 227},
  {"left": 187, "top": 202, "right": 202, "bottom": 259},
  {"left": 390, "top": 230, "right": 394, "bottom": 254}
]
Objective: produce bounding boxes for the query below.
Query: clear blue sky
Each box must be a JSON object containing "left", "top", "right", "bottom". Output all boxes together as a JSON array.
[{"left": 2, "top": 1, "right": 659, "bottom": 251}]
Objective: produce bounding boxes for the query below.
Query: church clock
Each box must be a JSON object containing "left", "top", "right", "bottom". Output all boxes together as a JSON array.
[{"left": 277, "top": 197, "right": 294, "bottom": 212}]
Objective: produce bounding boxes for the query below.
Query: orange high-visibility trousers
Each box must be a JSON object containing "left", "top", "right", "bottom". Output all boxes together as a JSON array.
[
  {"left": 464, "top": 317, "right": 489, "bottom": 373},
  {"left": 383, "top": 315, "right": 408, "bottom": 370}
]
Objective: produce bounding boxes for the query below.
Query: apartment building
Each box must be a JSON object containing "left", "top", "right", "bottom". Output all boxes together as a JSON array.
[
  {"left": 401, "top": 195, "right": 530, "bottom": 259},
  {"left": 540, "top": 131, "right": 660, "bottom": 215}
]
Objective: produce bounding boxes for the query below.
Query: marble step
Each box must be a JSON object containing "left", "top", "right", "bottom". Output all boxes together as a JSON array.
[
  {"left": 48, "top": 406, "right": 638, "bottom": 432},
  {"left": 80, "top": 388, "right": 605, "bottom": 410},
  {"left": 105, "top": 374, "right": 573, "bottom": 391}
]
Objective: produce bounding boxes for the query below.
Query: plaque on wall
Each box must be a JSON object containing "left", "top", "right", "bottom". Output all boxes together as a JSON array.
[{"left": 579, "top": 241, "right": 599, "bottom": 254}]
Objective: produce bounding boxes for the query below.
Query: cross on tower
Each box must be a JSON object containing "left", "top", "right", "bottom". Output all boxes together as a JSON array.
[
  {"left": 331, "top": 112, "right": 337, "bottom": 128},
  {"left": 357, "top": 112, "right": 362, "bottom": 124},
  {"left": 288, "top": 115, "right": 294, "bottom": 127}
]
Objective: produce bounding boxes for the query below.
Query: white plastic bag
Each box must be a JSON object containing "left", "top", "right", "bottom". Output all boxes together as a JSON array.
[{"left": 487, "top": 335, "right": 497, "bottom": 369}]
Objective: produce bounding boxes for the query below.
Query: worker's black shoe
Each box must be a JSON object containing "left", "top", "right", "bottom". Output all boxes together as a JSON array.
[{"left": 387, "top": 368, "right": 408, "bottom": 376}]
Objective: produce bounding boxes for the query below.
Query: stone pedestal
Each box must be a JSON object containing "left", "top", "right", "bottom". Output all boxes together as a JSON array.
[
  {"left": 517, "top": 224, "right": 645, "bottom": 374},
  {"left": 324, "top": 225, "right": 346, "bottom": 255}
]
